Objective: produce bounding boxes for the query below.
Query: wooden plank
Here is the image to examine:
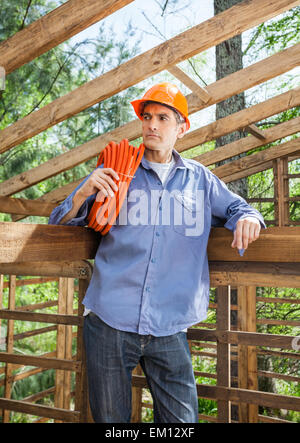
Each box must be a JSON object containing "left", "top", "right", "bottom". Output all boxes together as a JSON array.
[
  {"left": 75, "top": 278, "right": 94, "bottom": 423},
  {"left": 0, "top": 0, "right": 134, "bottom": 75},
  {"left": 3, "top": 45, "right": 300, "bottom": 199},
  {"left": 218, "top": 331, "right": 297, "bottom": 349},
  {"left": 210, "top": 271, "right": 300, "bottom": 288},
  {"left": 244, "top": 124, "right": 266, "bottom": 140},
  {"left": 0, "top": 0, "right": 298, "bottom": 153},
  {"left": 0, "top": 196, "right": 56, "bottom": 216},
  {"left": 223, "top": 160, "right": 274, "bottom": 183},
  {"left": 168, "top": 65, "right": 211, "bottom": 103},
  {"left": 196, "top": 385, "right": 300, "bottom": 411},
  {"left": 213, "top": 137, "right": 300, "bottom": 181},
  {"left": 0, "top": 351, "right": 81, "bottom": 372},
  {"left": 188, "top": 86, "right": 300, "bottom": 152},
  {"left": 238, "top": 286, "right": 258, "bottom": 423},
  {"left": 209, "top": 261, "right": 300, "bottom": 276},
  {"left": 216, "top": 286, "right": 231, "bottom": 423},
  {"left": 55, "top": 278, "right": 68, "bottom": 420},
  {"left": 0, "top": 222, "right": 99, "bottom": 263},
  {"left": 237, "top": 287, "right": 248, "bottom": 422},
  {"left": 2, "top": 276, "right": 16, "bottom": 423},
  {"left": 207, "top": 227, "right": 300, "bottom": 263},
  {"left": 0, "top": 397, "right": 80, "bottom": 422},
  {"left": 0, "top": 309, "right": 83, "bottom": 326},
  {"left": 1, "top": 223, "right": 300, "bottom": 264},
  {"left": 0, "top": 260, "right": 93, "bottom": 279},
  {"left": 274, "top": 158, "right": 290, "bottom": 226}
]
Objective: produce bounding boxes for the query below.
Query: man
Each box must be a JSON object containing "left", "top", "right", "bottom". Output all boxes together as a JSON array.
[{"left": 49, "top": 82, "right": 265, "bottom": 423}]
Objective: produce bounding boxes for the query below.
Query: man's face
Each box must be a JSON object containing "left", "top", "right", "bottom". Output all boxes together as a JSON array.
[{"left": 142, "top": 102, "right": 186, "bottom": 153}]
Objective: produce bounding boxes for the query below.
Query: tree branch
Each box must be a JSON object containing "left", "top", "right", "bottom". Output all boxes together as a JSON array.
[{"left": 20, "top": 0, "right": 33, "bottom": 30}]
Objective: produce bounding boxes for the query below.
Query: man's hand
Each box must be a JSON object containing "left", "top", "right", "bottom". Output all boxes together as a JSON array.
[
  {"left": 231, "top": 216, "right": 261, "bottom": 252},
  {"left": 59, "top": 168, "right": 119, "bottom": 225},
  {"left": 78, "top": 168, "right": 120, "bottom": 199}
]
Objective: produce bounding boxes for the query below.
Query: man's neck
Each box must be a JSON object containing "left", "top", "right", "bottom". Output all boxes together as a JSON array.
[{"left": 144, "top": 148, "right": 173, "bottom": 164}]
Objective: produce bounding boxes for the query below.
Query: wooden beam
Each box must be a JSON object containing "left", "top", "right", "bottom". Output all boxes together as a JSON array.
[
  {"left": 0, "top": 196, "right": 56, "bottom": 216},
  {"left": 213, "top": 136, "right": 300, "bottom": 180},
  {"left": 0, "top": 0, "right": 134, "bottom": 75},
  {"left": 0, "top": 223, "right": 299, "bottom": 263},
  {"left": 2, "top": 86, "right": 300, "bottom": 201},
  {"left": 3, "top": 44, "right": 300, "bottom": 199},
  {"left": 0, "top": 261, "right": 93, "bottom": 279},
  {"left": 0, "top": 222, "right": 99, "bottom": 263},
  {"left": 0, "top": 398, "right": 79, "bottom": 423},
  {"left": 179, "top": 86, "right": 300, "bottom": 152},
  {"left": 244, "top": 124, "right": 266, "bottom": 140},
  {"left": 192, "top": 115, "right": 300, "bottom": 167},
  {"left": 0, "top": 0, "right": 298, "bottom": 153},
  {"left": 209, "top": 261, "right": 300, "bottom": 287},
  {"left": 207, "top": 226, "right": 300, "bottom": 263},
  {"left": 168, "top": 65, "right": 211, "bottom": 103}
]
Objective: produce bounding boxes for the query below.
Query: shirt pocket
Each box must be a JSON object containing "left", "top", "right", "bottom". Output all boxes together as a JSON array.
[{"left": 172, "top": 190, "right": 204, "bottom": 238}]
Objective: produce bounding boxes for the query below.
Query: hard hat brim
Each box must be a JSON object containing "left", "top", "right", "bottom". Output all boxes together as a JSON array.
[{"left": 131, "top": 98, "right": 190, "bottom": 130}]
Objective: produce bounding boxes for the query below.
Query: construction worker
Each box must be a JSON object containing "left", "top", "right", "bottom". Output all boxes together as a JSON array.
[{"left": 49, "top": 82, "right": 265, "bottom": 423}]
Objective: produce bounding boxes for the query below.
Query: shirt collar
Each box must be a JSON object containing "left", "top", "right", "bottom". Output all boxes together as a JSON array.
[{"left": 141, "top": 148, "right": 194, "bottom": 171}]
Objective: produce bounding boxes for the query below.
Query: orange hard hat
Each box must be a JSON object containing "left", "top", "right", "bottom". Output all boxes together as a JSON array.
[{"left": 131, "top": 82, "right": 190, "bottom": 130}]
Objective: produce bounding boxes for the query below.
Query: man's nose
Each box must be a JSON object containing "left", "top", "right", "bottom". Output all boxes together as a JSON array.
[{"left": 148, "top": 118, "right": 158, "bottom": 131}]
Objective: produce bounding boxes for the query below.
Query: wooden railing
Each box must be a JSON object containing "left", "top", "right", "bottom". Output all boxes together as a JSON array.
[{"left": 0, "top": 223, "right": 299, "bottom": 422}]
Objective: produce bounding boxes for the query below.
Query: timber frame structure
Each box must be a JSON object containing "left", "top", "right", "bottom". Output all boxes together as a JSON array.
[{"left": 0, "top": 0, "right": 299, "bottom": 423}]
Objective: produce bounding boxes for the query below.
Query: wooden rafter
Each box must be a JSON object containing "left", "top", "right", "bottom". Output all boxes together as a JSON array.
[
  {"left": 0, "top": 0, "right": 298, "bottom": 154},
  {"left": 0, "top": 0, "right": 134, "bottom": 75},
  {"left": 1, "top": 41, "right": 299, "bottom": 199},
  {"left": 168, "top": 65, "right": 211, "bottom": 104},
  {"left": 213, "top": 137, "right": 300, "bottom": 180},
  {"left": 191, "top": 116, "right": 300, "bottom": 167}
]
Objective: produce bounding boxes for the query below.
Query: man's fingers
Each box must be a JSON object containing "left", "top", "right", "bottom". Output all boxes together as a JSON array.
[{"left": 232, "top": 218, "right": 261, "bottom": 251}]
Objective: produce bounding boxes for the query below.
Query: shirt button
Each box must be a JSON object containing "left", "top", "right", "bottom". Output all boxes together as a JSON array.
[
  {"left": 155, "top": 232, "right": 160, "bottom": 237},
  {"left": 145, "top": 286, "right": 150, "bottom": 292},
  {"left": 151, "top": 258, "right": 156, "bottom": 263}
]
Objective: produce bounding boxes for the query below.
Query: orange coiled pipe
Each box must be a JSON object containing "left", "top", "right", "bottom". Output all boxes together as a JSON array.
[{"left": 87, "top": 139, "right": 145, "bottom": 235}]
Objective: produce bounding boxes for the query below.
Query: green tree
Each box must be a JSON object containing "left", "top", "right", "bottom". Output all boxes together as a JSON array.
[{"left": 0, "top": 0, "right": 142, "bottom": 222}]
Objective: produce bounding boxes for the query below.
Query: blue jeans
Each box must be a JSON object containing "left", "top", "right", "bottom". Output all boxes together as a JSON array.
[{"left": 83, "top": 313, "right": 198, "bottom": 423}]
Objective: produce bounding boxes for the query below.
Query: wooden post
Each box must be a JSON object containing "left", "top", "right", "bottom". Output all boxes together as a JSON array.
[
  {"left": 63, "top": 278, "right": 74, "bottom": 410},
  {"left": 216, "top": 286, "right": 231, "bottom": 423},
  {"left": 55, "top": 278, "right": 74, "bottom": 420},
  {"left": 131, "top": 364, "right": 143, "bottom": 422},
  {"left": 238, "top": 286, "right": 258, "bottom": 423},
  {"left": 2, "top": 275, "right": 16, "bottom": 423},
  {"left": 75, "top": 277, "right": 94, "bottom": 423},
  {"left": 55, "top": 278, "right": 67, "bottom": 421},
  {"left": 0, "top": 274, "right": 3, "bottom": 418},
  {"left": 274, "top": 157, "right": 289, "bottom": 227}
]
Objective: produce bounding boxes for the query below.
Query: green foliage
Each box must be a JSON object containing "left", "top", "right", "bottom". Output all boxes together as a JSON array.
[{"left": 0, "top": 0, "right": 143, "bottom": 217}]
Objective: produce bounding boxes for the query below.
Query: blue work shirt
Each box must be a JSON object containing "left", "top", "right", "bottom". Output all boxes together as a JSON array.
[{"left": 49, "top": 149, "right": 265, "bottom": 336}]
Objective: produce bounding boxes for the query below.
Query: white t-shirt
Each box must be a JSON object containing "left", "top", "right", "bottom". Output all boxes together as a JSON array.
[{"left": 144, "top": 154, "right": 175, "bottom": 185}]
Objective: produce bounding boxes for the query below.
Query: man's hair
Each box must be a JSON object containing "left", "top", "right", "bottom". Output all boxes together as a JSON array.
[{"left": 141, "top": 100, "right": 186, "bottom": 125}]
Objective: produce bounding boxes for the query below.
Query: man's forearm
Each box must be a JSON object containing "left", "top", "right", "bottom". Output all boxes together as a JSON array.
[{"left": 59, "top": 189, "right": 87, "bottom": 224}]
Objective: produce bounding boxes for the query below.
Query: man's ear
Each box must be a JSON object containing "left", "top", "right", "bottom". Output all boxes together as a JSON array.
[{"left": 177, "top": 122, "right": 188, "bottom": 139}]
